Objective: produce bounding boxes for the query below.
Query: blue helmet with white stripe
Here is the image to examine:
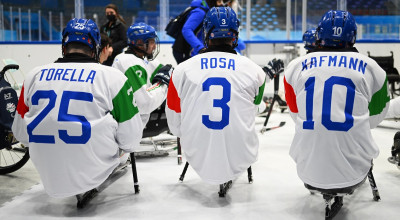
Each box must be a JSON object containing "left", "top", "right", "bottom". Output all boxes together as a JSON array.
[
  {"left": 127, "top": 22, "right": 160, "bottom": 60},
  {"left": 303, "top": 28, "right": 317, "bottom": 51},
  {"left": 62, "top": 18, "right": 100, "bottom": 59},
  {"left": 203, "top": 7, "right": 239, "bottom": 47},
  {"left": 316, "top": 10, "right": 357, "bottom": 48}
]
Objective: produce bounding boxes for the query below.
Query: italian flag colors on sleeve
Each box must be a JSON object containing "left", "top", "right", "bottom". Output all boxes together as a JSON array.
[
  {"left": 111, "top": 80, "right": 139, "bottom": 123},
  {"left": 254, "top": 78, "right": 266, "bottom": 105},
  {"left": 369, "top": 77, "right": 390, "bottom": 116},
  {"left": 125, "top": 65, "right": 148, "bottom": 93}
]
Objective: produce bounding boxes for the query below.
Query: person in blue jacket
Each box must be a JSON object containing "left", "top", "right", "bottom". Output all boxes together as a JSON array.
[
  {"left": 172, "top": 0, "right": 223, "bottom": 64},
  {"left": 223, "top": 0, "right": 246, "bottom": 54}
]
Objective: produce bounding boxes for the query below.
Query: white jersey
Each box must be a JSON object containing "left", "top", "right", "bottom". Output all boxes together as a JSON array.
[
  {"left": 284, "top": 50, "right": 390, "bottom": 189},
  {"left": 12, "top": 58, "right": 143, "bottom": 197},
  {"left": 166, "top": 51, "right": 267, "bottom": 184},
  {"left": 112, "top": 53, "right": 167, "bottom": 125}
]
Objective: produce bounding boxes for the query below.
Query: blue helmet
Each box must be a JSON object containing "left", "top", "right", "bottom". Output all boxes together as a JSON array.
[
  {"left": 203, "top": 7, "right": 239, "bottom": 47},
  {"left": 316, "top": 10, "right": 357, "bottom": 48},
  {"left": 303, "top": 28, "right": 316, "bottom": 51},
  {"left": 127, "top": 22, "right": 160, "bottom": 60},
  {"left": 62, "top": 18, "right": 100, "bottom": 58}
]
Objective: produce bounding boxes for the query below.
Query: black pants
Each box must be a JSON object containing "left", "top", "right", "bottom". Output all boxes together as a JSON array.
[{"left": 173, "top": 49, "right": 190, "bottom": 64}]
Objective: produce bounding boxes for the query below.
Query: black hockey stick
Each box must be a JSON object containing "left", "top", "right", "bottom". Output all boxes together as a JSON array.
[
  {"left": 367, "top": 166, "right": 380, "bottom": 201},
  {"left": 179, "top": 161, "right": 190, "bottom": 181},
  {"left": 260, "top": 69, "right": 285, "bottom": 134},
  {"left": 177, "top": 137, "right": 183, "bottom": 165},
  {"left": 247, "top": 166, "right": 253, "bottom": 183},
  {"left": 130, "top": 152, "right": 140, "bottom": 194}
]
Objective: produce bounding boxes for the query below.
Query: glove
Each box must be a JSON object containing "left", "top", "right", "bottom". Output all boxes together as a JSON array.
[
  {"left": 152, "top": 64, "right": 173, "bottom": 86},
  {"left": 263, "top": 58, "right": 284, "bottom": 79}
]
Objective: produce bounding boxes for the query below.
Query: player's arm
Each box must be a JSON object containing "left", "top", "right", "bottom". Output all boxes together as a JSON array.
[
  {"left": 254, "top": 67, "right": 267, "bottom": 114},
  {"left": 165, "top": 72, "right": 182, "bottom": 137},
  {"left": 110, "top": 78, "right": 143, "bottom": 152},
  {"left": 369, "top": 76, "right": 390, "bottom": 128},
  {"left": 283, "top": 75, "right": 298, "bottom": 122},
  {"left": 124, "top": 65, "right": 166, "bottom": 114},
  {"left": 11, "top": 84, "right": 29, "bottom": 146}
]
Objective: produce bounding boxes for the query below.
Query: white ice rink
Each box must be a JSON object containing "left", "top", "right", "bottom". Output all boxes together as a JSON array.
[{"left": 0, "top": 112, "right": 399, "bottom": 220}]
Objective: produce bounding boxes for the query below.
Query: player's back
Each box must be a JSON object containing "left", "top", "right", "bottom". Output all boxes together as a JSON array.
[
  {"left": 169, "top": 52, "right": 265, "bottom": 184},
  {"left": 284, "top": 50, "right": 389, "bottom": 189},
  {"left": 14, "top": 60, "right": 137, "bottom": 197}
]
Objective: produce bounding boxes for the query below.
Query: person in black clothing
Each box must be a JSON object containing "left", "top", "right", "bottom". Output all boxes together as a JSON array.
[
  {"left": 172, "top": 0, "right": 223, "bottom": 64},
  {"left": 100, "top": 4, "right": 127, "bottom": 66}
]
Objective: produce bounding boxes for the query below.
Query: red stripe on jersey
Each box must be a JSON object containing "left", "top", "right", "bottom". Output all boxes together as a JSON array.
[
  {"left": 284, "top": 76, "right": 298, "bottom": 113},
  {"left": 167, "top": 75, "right": 181, "bottom": 113},
  {"left": 16, "top": 85, "right": 29, "bottom": 118}
]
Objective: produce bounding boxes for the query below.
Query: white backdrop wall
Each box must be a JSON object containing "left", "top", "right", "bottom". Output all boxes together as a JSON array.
[{"left": 1, "top": 43, "right": 399, "bottom": 93}]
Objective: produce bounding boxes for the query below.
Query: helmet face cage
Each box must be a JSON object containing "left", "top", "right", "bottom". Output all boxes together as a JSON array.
[
  {"left": 62, "top": 18, "right": 101, "bottom": 61},
  {"left": 316, "top": 10, "right": 357, "bottom": 48},
  {"left": 203, "top": 7, "right": 239, "bottom": 48},
  {"left": 127, "top": 22, "right": 160, "bottom": 60},
  {"left": 303, "top": 28, "right": 316, "bottom": 50}
]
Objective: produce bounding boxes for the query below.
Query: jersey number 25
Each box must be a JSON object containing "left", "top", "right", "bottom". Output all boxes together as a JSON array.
[{"left": 27, "top": 90, "right": 93, "bottom": 144}]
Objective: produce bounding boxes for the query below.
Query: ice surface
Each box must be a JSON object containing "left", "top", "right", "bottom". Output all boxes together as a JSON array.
[{"left": 0, "top": 112, "right": 399, "bottom": 220}]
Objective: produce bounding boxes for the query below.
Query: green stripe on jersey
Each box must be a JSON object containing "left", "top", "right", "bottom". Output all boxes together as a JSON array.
[
  {"left": 125, "top": 65, "right": 148, "bottom": 93},
  {"left": 254, "top": 78, "right": 266, "bottom": 105},
  {"left": 150, "top": 64, "right": 164, "bottom": 82},
  {"left": 369, "top": 77, "right": 390, "bottom": 116},
  {"left": 111, "top": 80, "right": 139, "bottom": 123}
]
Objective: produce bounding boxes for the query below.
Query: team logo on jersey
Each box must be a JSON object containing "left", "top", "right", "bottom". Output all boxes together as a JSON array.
[
  {"left": 4, "top": 92, "right": 12, "bottom": 100},
  {"left": 6, "top": 102, "right": 16, "bottom": 113}
]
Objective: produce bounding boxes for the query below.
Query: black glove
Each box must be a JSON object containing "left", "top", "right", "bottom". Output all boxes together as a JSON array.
[
  {"left": 152, "top": 64, "right": 173, "bottom": 86},
  {"left": 263, "top": 58, "right": 284, "bottom": 79}
]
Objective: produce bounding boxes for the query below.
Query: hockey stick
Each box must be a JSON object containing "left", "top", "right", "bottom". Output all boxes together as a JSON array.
[
  {"left": 367, "top": 166, "right": 380, "bottom": 201},
  {"left": 130, "top": 152, "right": 140, "bottom": 194},
  {"left": 260, "top": 121, "right": 286, "bottom": 133},
  {"left": 179, "top": 161, "right": 190, "bottom": 181},
  {"left": 260, "top": 69, "right": 285, "bottom": 134},
  {"left": 247, "top": 166, "right": 253, "bottom": 183},
  {"left": 177, "top": 137, "right": 182, "bottom": 165}
]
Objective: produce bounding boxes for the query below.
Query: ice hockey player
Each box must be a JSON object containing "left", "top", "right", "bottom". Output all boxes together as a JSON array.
[
  {"left": 284, "top": 10, "right": 390, "bottom": 217},
  {"left": 11, "top": 18, "right": 143, "bottom": 198},
  {"left": 302, "top": 28, "right": 317, "bottom": 53},
  {"left": 112, "top": 22, "right": 173, "bottom": 126},
  {"left": 166, "top": 7, "right": 283, "bottom": 185}
]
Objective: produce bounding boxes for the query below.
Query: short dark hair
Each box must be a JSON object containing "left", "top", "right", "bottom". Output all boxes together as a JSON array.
[
  {"left": 206, "top": 0, "right": 218, "bottom": 8},
  {"left": 100, "top": 33, "right": 111, "bottom": 51},
  {"left": 209, "top": 37, "right": 233, "bottom": 46},
  {"left": 65, "top": 42, "right": 92, "bottom": 55}
]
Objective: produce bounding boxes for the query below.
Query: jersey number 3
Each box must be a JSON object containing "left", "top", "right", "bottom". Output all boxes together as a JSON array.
[
  {"left": 304, "top": 76, "right": 355, "bottom": 131},
  {"left": 27, "top": 90, "right": 93, "bottom": 144},
  {"left": 202, "top": 77, "right": 231, "bottom": 130}
]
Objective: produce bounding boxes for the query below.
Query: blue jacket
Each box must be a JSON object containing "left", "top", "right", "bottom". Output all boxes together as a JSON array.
[{"left": 182, "top": 0, "right": 209, "bottom": 56}]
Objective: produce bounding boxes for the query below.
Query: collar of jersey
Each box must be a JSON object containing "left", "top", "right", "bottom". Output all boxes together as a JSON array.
[
  {"left": 55, "top": 53, "right": 98, "bottom": 63},
  {"left": 205, "top": 45, "right": 237, "bottom": 54}
]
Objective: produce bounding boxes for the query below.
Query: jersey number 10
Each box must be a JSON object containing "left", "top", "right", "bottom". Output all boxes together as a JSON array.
[{"left": 303, "top": 76, "right": 355, "bottom": 131}]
